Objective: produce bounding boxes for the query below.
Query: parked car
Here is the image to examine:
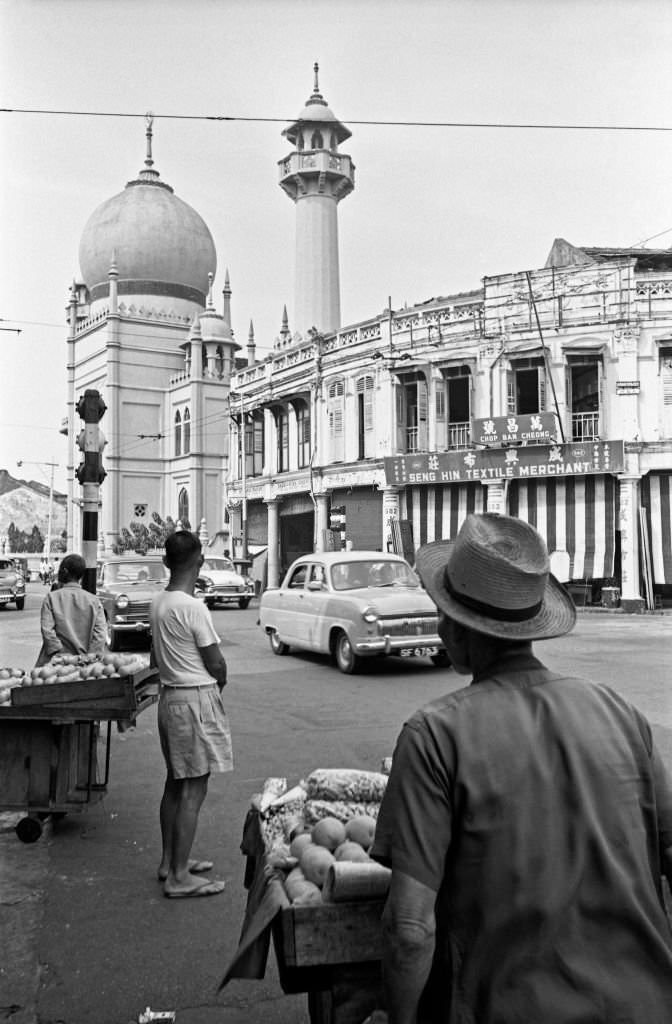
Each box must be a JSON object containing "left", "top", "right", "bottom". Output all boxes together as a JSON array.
[
  {"left": 97, "top": 554, "right": 169, "bottom": 650},
  {"left": 0, "top": 558, "right": 26, "bottom": 610},
  {"left": 259, "top": 551, "right": 448, "bottom": 674},
  {"left": 194, "top": 556, "right": 255, "bottom": 610}
]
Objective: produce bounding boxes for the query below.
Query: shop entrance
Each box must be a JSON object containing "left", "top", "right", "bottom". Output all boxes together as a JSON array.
[{"left": 280, "top": 512, "right": 314, "bottom": 579}]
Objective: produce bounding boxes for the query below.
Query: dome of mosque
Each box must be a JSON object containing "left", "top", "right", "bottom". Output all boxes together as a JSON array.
[{"left": 78, "top": 125, "right": 216, "bottom": 303}]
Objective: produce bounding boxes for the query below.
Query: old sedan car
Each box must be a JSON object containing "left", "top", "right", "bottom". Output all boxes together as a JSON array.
[
  {"left": 259, "top": 551, "right": 448, "bottom": 674},
  {"left": 97, "top": 554, "right": 169, "bottom": 650},
  {"left": 0, "top": 558, "right": 26, "bottom": 610},
  {"left": 194, "top": 556, "right": 255, "bottom": 610}
]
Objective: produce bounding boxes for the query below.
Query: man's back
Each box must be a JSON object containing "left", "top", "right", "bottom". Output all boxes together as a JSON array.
[{"left": 374, "top": 652, "right": 672, "bottom": 1022}]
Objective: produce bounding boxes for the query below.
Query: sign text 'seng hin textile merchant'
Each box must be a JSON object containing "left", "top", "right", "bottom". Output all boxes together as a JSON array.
[{"left": 384, "top": 441, "right": 624, "bottom": 487}]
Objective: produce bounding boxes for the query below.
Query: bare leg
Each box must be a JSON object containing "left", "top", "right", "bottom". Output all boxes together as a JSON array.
[
  {"left": 163, "top": 774, "right": 221, "bottom": 895},
  {"left": 158, "top": 772, "right": 180, "bottom": 881}
]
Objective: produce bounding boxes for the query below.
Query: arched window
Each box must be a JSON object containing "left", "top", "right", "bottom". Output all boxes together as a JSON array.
[
  {"left": 183, "top": 408, "right": 191, "bottom": 453},
  {"left": 174, "top": 410, "right": 182, "bottom": 456},
  {"left": 178, "top": 488, "right": 189, "bottom": 525},
  {"left": 311, "top": 129, "right": 323, "bottom": 150}
]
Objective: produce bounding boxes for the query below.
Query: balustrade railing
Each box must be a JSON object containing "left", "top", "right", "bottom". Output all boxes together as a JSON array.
[
  {"left": 571, "top": 412, "right": 600, "bottom": 441},
  {"left": 448, "top": 422, "right": 470, "bottom": 449}
]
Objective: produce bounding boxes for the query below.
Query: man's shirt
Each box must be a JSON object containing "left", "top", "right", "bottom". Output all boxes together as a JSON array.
[
  {"left": 149, "top": 590, "right": 220, "bottom": 687},
  {"left": 372, "top": 652, "right": 672, "bottom": 1023},
  {"left": 39, "top": 581, "right": 106, "bottom": 662}
]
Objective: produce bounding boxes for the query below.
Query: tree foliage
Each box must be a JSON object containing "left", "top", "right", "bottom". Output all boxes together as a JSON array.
[
  {"left": 6, "top": 521, "right": 45, "bottom": 553},
  {"left": 111, "top": 512, "right": 192, "bottom": 555}
]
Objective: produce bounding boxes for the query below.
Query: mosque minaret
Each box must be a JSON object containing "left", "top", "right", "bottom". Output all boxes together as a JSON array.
[{"left": 279, "top": 63, "right": 355, "bottom": 339}]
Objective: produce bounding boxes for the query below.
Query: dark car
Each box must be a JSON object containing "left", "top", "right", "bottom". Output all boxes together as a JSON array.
[
  {"left": 97, "top": 555, "right": 168, "bottom": 650},
  {"left": 0, "top": 558, "right": 26, "bottom": 610}
]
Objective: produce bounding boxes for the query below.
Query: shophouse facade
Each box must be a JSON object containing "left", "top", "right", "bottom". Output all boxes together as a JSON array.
[{"left": 227, "top": 240, "right": 672, "bottom": 611}]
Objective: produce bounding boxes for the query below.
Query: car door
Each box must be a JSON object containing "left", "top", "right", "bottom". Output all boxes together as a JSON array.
[
  {"left": 304, "top": 562, "right": 330, "bottom": 652},
  {"left": 274, "top": 562, "right": 309, "bottom": 646}
]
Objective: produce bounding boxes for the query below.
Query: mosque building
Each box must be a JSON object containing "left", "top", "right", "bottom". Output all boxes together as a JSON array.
[{"left": 66, "top": 115, "right": 242, "bottom": 553}]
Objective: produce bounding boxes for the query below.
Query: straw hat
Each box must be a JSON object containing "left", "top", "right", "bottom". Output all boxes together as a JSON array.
[{"left": 415, "top": 513, "right": 576, "bottom": 641}]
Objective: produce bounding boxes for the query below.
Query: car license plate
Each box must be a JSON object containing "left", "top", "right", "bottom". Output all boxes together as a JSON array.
[{"left": 400, "top": 646, "right": 438, "bottom": 658}]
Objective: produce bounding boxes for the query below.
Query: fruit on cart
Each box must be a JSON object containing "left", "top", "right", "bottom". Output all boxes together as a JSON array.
[
  {"left": 284, "top": 866, "right": 322, "bottom": 905},
  {"left": 334, "top": 840, "right": 371, "bottom": 863},
  {"left": 289, "top": 831, "right": 314, "bottom": 859},
  {"left": 311, "top": 816, "right": 346, "bottom": 851},
  {"left": 300, "top": 845, "right": 335, "bottom": 887},
  {"left": 0, "top": 667, "right": 25, "bottom": 681},
  {"left": 344, "top": 814, "right": 377, "bottom": 851}
]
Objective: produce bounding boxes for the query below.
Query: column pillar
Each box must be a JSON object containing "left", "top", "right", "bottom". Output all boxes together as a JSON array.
[
  {"left": 618, "top": 474, "right": 645, "bottom": 612},
  {"left": 314, "top": 493, "right": 329, "bottom": 552},
  {"left": 485, "top": 480, "right": 507, "bottom": 515},
  {"left": 265, "top": 497, "right": 280, "bottom": 589},
  {"left": 382, "top": 486, "right": 400, "bottom": 552}
]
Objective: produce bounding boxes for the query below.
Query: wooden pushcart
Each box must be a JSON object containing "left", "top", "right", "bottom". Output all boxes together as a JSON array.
[{"left": 0, "top": 669, "right": 158, "bottom": 842}]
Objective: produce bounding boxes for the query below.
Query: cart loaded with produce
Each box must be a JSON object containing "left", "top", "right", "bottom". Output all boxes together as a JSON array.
[
  {"left": 0, "top": 652, "right": 159, "bottom": 842},
  {"left": 221, "top": 766, "right": 393, "bottom": 1024}
]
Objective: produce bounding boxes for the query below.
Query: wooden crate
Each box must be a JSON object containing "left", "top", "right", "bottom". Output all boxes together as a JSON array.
[
  {"left": 277, "top": 899, "right": 384, "bottom": 968},
  {"left": 8, "top": 670, "right": 158, "bottom": 721}
]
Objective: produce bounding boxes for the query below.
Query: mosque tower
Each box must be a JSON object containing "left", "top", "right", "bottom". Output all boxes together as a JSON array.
[{"left": 279, "top": 64, "right": 355, "bottom": 339}]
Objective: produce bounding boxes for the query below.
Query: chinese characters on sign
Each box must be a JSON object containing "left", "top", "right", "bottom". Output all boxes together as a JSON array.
[
  {"left": 471, "top": 412, "right": 558, "bottom": 446},
  {"left": 384, "top": 441, "right": 625, "bottom": 486}
]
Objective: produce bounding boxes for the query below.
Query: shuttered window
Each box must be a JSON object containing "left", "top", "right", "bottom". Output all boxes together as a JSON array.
[{"left": 328, "top": 380, "right": 344, "bottom": 462}]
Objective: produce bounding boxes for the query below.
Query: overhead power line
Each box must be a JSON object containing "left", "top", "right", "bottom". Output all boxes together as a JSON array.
[{"left": 2, "top": 106, "right": 672, "bottom": 133}]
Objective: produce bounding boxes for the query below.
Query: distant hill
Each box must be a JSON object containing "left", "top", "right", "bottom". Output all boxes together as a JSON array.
[{"left": 0, "top": 470, "right": 67, "bottom": 540}]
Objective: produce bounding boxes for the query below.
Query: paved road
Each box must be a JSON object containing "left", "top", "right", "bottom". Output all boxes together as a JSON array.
[{"left": 1, "top": 586, "right": 671, "bottom": 1023}]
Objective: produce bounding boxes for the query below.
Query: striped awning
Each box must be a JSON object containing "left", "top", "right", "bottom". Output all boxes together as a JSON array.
[
  {"left": 508, "top": 475, "right": 617, "bottom": 581},
  {"left": 640, "top": 472, "right": 672, "bottom": 585},
  {"left": 400, "top": 483, "right": 486, "bottom": 549}
]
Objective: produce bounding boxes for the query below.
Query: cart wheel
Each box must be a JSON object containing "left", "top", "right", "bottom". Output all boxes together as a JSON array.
[{"left": 15, "top": 816, "right": 43, "bottom": 843}]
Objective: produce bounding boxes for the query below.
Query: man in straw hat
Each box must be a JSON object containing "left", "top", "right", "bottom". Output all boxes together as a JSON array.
[{"left": 371, "top": 513, "right": 672, "bottom": 1023}]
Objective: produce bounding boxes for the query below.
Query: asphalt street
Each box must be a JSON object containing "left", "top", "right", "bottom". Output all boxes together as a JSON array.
[{"left": 1, "top": 584, "right": 671, "bottom": 1024}]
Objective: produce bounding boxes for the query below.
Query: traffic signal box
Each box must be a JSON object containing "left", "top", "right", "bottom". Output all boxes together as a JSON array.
[
  {"left": 329, "top": 505, "right": 346, "bottom": 550},
  {"left": 75, "top": 389, "right": 106, "bottom": 594},
  {"left": 75, "top": 390, "right": 107, "bottom": 485}
]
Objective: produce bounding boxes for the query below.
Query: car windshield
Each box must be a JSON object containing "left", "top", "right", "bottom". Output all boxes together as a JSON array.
[
  {"left": 202, "top": 558, "right": 235, "bottom": 572},
  {"left": 103, "top": 562, "right": 168, "bottom": 584},
  {"left": 330, "top": 559, "right": 419, "bottom": 591}
]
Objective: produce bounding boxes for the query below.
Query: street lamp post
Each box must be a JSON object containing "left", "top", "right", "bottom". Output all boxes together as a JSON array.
[
  {"left": 17, "top": 459, "right": 58, "bottom": 555},
  {"left": 229, "top": 392, "right": 248, "bottom": 562}
]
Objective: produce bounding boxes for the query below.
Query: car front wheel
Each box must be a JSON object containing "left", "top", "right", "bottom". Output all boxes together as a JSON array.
[
  {"left": 334, "top": 631, "right": 361, "bottom": 675},
  {"left": 239, "top": 597, "right": 251, "bottom": 610},
  {"left": 431, "top": 651, "right": 451, "bottom": 668},
  {"left": 269, "top": 630, "right": 289, "bottom": 656}
]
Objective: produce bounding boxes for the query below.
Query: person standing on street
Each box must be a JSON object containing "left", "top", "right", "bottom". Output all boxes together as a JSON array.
[
  {"left": 149, "top": 530, "right": 232, "bottom": 899},
  {"left": 36, "top": 553, "right": 106, "bottom": 665},
  {"left": 372, "top": 513, "right": 672, "bottom": 1024}
]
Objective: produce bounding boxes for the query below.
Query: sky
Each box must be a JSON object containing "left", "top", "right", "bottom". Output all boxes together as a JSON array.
[{"left": 2, "top": 0, "right": 672, "bottom": 494}]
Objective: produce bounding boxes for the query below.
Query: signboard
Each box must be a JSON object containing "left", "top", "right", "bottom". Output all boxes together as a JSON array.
[
  {"left": 616, "top": 381, "right": 640, "bottom": 395},
  {"left": 471, "top": 413, "right": 558, "bottom": 446},
  {"left": 384, "top": 441, "right": 624, "bottom": 486}
]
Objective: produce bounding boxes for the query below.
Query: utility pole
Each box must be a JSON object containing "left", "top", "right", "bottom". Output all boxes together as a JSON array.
[
  {"left": 16, "top": 459, "right": 58, "bottom": 555},
  {"left": 74, "top": 389, "right": 107, "bottom": 594}
]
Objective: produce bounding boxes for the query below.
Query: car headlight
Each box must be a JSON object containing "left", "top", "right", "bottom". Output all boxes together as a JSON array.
[
  {"left": 362, "top": 607, "right": 378, "bottom": 624},
  {"left": 115, "top": 594, "right": 129, "bottom": 610}
]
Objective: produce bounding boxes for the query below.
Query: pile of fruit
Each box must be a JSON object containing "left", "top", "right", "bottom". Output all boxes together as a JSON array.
[
  {"left": 23, "top": 652, "right": 148, "bottom": 686},
  {"left": 0, "top": 668, "right": 26, "bottom": 705},
  {"left": 0, "top": 654, "right": 149, "bottom": 704},
  {"left": 256, "top": 767, "right": 390, "bottom": 906}
]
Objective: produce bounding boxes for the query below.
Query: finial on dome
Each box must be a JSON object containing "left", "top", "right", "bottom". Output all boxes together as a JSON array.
[
  {"left": 306, "top": 61, "right": 327, "bottom": 107},
  {"left": 108, "top": 253, "right": 118, "bottom": 278},
  {"left": 248, "top": 319, "right": 255, "bottom": 342},
  {"left": 207, "top": 271, "right": 214, "bottom": 309},
  {"left": 247, "top": 319, "right": 256, "bottom": 366},
  {"left": 224, "top": 268, "right": 231, "bottom": 294},
  {"left": 145, "top": 112, "right": 154, "bottom": 169}
]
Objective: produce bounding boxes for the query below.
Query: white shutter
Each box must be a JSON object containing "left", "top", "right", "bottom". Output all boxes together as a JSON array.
[
  {"left": 328, "top": 380, "right": 345, "bottom": 462},
  {"left": 507, "top": 369, "right": 516, "bottom": 415},
  {"left": 417, "top": 378, "right": 428, "bottom": 450},
  {"left": 537, "top": 366, "right": 546, "bottom": 413}
]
